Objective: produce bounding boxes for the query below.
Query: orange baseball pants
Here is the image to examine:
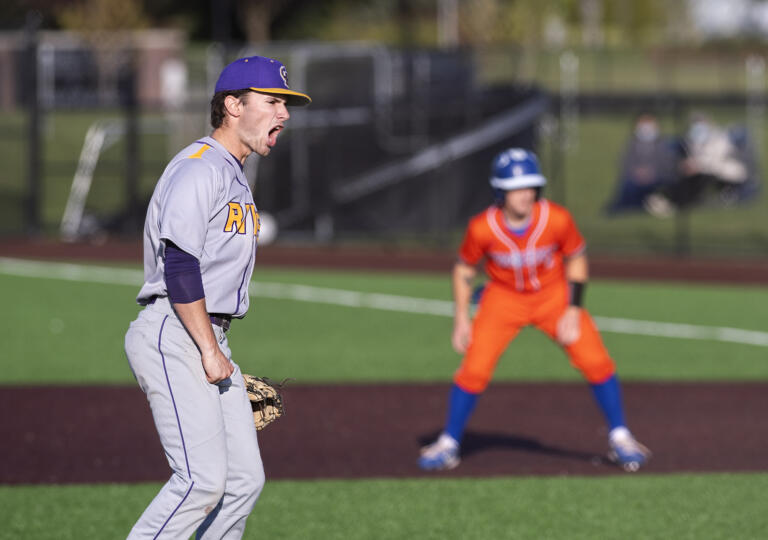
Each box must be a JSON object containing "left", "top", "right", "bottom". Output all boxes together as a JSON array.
[{"left": 454, "top": 280, "right": 616, "bottom": 393}]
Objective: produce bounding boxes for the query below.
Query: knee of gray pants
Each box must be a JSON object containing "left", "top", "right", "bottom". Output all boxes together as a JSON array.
[
  {"left": 184, "top": 456, "right": 228, "bottom": 513},
  {"left": 246, "top": 464, "right": 266, "bottom": 501},
  {"left": 189, "top": 473, "right": 227, "bottom": 514},
  {"left": 227, "top": 462, "right": 265, "bottom": 505}
]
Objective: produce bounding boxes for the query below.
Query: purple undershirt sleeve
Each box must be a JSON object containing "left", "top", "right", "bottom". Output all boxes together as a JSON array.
[{"left": 164, "top": 241, "right": 205, "bottom": 304}]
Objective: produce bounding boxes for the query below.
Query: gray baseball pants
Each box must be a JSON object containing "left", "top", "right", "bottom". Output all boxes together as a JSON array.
[{"left": 124, "top": 296, "right": 264, "bottom": 539}]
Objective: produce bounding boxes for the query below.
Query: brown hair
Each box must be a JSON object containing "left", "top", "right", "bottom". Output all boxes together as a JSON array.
[{"left": 210, "top": 89, "right": 252, "bottom": 129}]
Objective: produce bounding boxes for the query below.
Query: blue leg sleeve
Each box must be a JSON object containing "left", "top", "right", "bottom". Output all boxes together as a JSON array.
[
  {"left": 589, "top": 374, "right": 626, "bottom": 431},
  {"left": 444, "top": 384, "right": 479, "bottom": 443}
]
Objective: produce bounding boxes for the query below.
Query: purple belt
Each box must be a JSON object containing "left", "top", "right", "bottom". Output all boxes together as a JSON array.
[
  {"left": 146, "top": 296, "right": 231, "bottom": 332},
  {"left": 209, "top": 314, "right": 232, "bottom": 332}
]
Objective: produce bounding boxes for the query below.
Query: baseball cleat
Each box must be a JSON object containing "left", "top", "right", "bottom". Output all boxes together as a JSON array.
[
  {"left": 418, "top": 433, "right": 460, "bottom": 471},
  {"left": 608, "top": 427, "right": 652, "bottom": 472}
]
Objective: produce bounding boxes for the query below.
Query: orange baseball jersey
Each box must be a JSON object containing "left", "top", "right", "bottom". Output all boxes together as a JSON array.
[
  {"left": 459, "top": 199, "right": 586, "bottom": 292},
  {"left": 453, "top": 199, "right": 615, "bottom": 392}
]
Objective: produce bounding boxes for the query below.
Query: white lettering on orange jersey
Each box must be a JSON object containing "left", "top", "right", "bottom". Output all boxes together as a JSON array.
[{"left": 459, "top": 199, "right": 585, "bottom": 293}]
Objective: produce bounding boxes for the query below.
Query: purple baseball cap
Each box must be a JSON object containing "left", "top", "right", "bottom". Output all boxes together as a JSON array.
[{"left": 215, "top": 55, "right": 311, "bottom": 106}]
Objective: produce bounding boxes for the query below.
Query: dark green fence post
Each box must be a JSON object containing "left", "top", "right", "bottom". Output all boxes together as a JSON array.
[
  {"left": 24, "top": 11, "right": 43, "bottom": 235},
  {"left": 119, "top": 53, "right": 140, "bottom": 234}
]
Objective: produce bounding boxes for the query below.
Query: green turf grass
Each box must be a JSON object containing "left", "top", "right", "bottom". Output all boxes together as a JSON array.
[
  {"left": 1, "top": 262, "right": 767, "bottom": 384},
  {"left": 2, "top": 473, "right": 767, "bottom": 539}
]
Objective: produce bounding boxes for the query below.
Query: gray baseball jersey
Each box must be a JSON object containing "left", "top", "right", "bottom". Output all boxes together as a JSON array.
[{"left": 137, "top": 136, "right": 260, "bottom": 317}]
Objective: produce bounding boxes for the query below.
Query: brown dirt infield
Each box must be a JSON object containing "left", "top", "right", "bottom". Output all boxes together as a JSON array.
[
  {"left": 2, "top": 382, "right": 767, "bottom": 484},
  {"left": 2, "top": 238, "right": 767, "bottom": 483}
]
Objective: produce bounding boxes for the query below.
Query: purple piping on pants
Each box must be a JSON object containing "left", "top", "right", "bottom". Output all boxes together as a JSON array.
[
  {"left": 154, "top": 483, "right": 194, "bottom": 540},
  {"left": 153, "top": 315, "right": 195, "bottom": 538}
]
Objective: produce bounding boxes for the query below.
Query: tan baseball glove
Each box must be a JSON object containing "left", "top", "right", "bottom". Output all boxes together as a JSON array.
[{"left": 242, "top": 374, "right": 286, "bottom": 430}]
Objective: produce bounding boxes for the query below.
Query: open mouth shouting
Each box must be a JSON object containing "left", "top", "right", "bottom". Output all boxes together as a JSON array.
[{"left": 267, "top": 125, "right": 284, "bottom": 148}]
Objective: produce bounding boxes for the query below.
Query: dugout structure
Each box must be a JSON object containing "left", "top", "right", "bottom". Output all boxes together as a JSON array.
[
  {"left": 231, "top": 43, "right": 547, "bottom": 246},
  {"left": 56, "top": 43, "right": 546, "bottom": 245}
]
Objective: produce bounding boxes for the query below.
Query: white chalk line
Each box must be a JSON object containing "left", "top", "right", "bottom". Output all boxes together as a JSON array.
[{"left": 2, "top": 257, "right": 766, "bottom": 348}]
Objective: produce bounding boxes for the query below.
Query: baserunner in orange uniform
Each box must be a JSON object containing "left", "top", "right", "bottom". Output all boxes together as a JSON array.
[{"left": 418, "top": 148, "right": 651, "bottom": 472}]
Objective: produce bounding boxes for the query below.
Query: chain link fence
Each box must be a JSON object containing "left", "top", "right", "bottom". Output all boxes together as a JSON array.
[{"left": 0, "top": 28, "right": 765, "bottom": 256}]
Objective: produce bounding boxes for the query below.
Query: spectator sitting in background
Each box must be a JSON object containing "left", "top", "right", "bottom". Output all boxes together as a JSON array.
[
  {"left": 605, "top": 113, "right": 677, "bottom": 215},
  {"left": 644, "top": 114, "right": 749, "bottom": 218}
]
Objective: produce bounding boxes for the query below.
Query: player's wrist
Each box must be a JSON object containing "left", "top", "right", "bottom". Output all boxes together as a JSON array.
[
  {"left": 199, "top": 342, "right": 222, "bottom": 359},
  {"left": 454, "top": 311, "right": 471, "bottom": 324}
]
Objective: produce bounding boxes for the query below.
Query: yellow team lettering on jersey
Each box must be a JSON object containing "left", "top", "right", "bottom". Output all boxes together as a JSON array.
[
  {"left": 224, "top": 202, "right": 260, "bottom": 236},
  {"left": 224, "top": 202, "right": 246, "bottom": 233},
  {"left": 188, "top": 144, "right": 212, "bottom": 159},
  {"left": 247, "top": 205, "right": 261, "bottom": 238}
]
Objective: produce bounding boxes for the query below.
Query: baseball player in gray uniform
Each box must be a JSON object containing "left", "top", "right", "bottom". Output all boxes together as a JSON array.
[{"left": 124, "top": 55, "right": 310, "bottom": 539}]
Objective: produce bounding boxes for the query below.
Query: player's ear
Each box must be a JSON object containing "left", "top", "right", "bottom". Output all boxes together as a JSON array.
[{"left": 223, "top": 94, "right": 243, "bottom": 119}]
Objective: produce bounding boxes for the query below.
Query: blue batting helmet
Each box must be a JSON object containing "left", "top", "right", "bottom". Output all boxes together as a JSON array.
[{"left": 489, "top": 148, "right": 546, "bottom": 191}]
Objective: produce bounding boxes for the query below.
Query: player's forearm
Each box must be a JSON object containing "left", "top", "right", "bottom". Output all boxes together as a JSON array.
[
  {"left": 452, "top": 261, "right": 476, "bottom": 320},
  {"left": 172, "top": 299, "right": 220, "bottom": 357},
  {"left": 163, "top": 241, "right": 219, "bottom": 354},
  {"left": 565, "top": 252, "right": 588, "bottom": 283}
]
